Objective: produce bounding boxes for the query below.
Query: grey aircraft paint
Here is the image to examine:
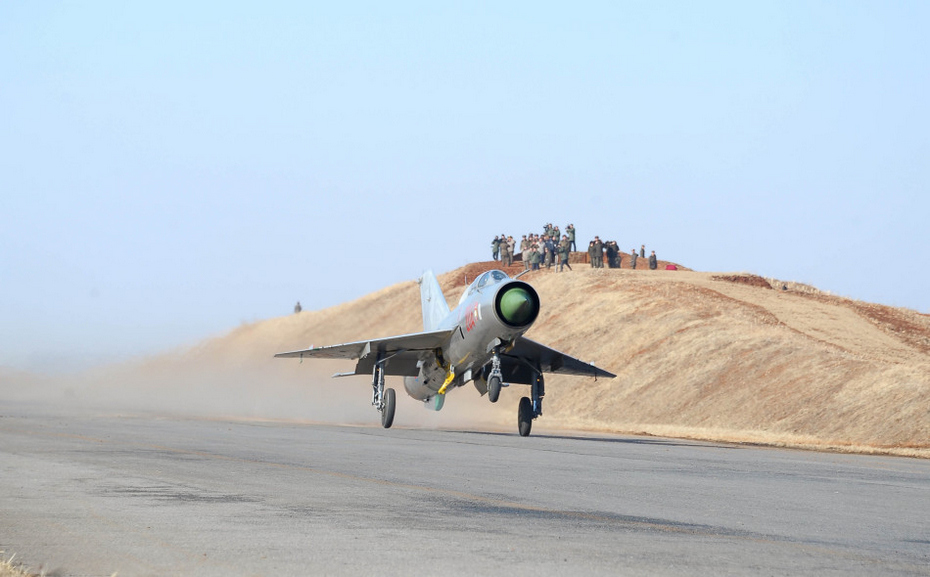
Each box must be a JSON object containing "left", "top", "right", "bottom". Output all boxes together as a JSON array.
[{"left": 276, "top": 269, "right": 614, "bottom": 436}]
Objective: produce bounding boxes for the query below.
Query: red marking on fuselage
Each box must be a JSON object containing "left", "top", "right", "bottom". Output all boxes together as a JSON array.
[{"left": 464, "top": 302, "right": 481, "bottom": 332}]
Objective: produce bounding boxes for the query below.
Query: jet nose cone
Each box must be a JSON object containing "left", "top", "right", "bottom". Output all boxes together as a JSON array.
[{"left": 499, "top": 287, "right": 535, "bottom": 326}]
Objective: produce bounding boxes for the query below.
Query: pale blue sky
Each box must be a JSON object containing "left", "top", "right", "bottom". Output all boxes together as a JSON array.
[{"left": 2, "top": 1, "right": 927, "bottom": 371}]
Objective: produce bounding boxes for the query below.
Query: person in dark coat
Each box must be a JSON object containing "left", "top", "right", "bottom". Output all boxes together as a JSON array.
[
  {"left": 593, "top": 237, "right": 604, "bottom": 268},
  {"left": 544, "top": 236, "right": 556, "bottom": 269},
  {"left": 606, "top": 241, "right": 619, "bottom": 268},
  {"left": 649, "top": 250, "right": 658, "bottom": 270},
  {"left": 640, "top": 245, "right": 646, "bottom": 258},
  {"left": 558, "top": 235, "right": 572, "bottom": 272},
  {"left": 491, "top": 236, "right": 501, "bottom": 261},
  {"left": 630, "top": 249, "right": 638, "bottom": 270}
]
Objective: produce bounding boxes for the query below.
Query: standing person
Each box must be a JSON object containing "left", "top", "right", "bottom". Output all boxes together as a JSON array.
[
  {"left": 507, "top": 236, "right": 516, "bottom": 266},
  {"left": 500, "top": 237, "right": 511, "bottom": 266},
  {"left": 520, "top": 235, "right": 530, "bottom": 270},
  {"left": 566, "top": 224, "right": 576, "bottom": 252},
  {"left": 529, "top": 244, "right": 541, "bottom": 270},
  {"left": 491, "top": 236, "right": 501, "bottom": 261},
  {"left": 605, "top": 241, "right": 618, "bottom": 268},
  {"left": 630, "top": 249, "right": 638, "bottom": 270},
  {"left": 593, "top": 236, "right": 604, "bottom": 268},
  {"left": 558, "top": 235, "right": 573, "bottom": 272},
  {"left": 587, "top": 241, "right": 596, "bottom": 267},
  {"left": 649, "top": 250, "right": 658, "bottom": 270},
  {"left": 640, "top": 245, "right": 646, "bottom": 258},
  {"left": 294, "top": 301, "right": 302, "bottom": 314}
]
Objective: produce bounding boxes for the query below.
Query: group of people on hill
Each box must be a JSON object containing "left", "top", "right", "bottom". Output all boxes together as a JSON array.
[
  {"left": 492, "top": 223, "right": 577, "bottom": 273},
  {"left": 491, "top": 223, "right": 659, "bottom": 273},
  {"left": 588, "top": 240, "right": 658, "bottom": 270}
]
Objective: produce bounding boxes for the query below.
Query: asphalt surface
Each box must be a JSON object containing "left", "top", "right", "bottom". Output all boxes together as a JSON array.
[{"left": 2, "top": 401, "right": 929, "bottom": 576}]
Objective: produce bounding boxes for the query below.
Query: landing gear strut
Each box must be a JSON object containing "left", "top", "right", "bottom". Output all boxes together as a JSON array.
[
  {"left": 517, "top": 372, "right": 544, "bottom": 437},
  {"left": 487, "top": 353, "right": 503, "bottom": 403},
  {"left": 372, "top": 362, "right": 395, "bottom": 429}
]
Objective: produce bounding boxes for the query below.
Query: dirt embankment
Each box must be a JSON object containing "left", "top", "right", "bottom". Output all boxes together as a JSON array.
[{"left": 10, "top": 261, "right": 927, "bottom": 457}]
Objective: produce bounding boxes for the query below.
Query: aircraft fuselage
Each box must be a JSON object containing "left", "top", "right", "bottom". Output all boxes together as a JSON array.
[{"left": 403, "top": 271, "right": 539, "bottom": 403}]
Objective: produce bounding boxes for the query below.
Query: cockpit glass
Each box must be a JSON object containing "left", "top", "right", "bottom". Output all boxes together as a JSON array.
[{"left": 459, "top": 270, "right": 512, "bottom": 304}]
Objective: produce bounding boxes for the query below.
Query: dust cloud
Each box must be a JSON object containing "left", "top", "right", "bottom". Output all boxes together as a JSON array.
[{"left": 1, "top": 348, "right": 514, "bottom": 432}]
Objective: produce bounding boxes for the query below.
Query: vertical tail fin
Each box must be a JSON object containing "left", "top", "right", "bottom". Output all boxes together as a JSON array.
[{"left": 418, "top": 270, "right": 451, "bottom": 331}]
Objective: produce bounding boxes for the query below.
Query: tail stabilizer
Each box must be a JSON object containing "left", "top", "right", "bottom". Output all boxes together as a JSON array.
[{"left": 419, "top": 270, "right": 451, "bottom": 331}]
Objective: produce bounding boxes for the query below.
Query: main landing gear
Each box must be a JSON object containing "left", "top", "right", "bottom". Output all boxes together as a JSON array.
[
  {"left": 517, "top": 372, "right": 545, "bottom": 437},
  {"left": 372, "top": 362, "right": 395, "bottom": 428}
]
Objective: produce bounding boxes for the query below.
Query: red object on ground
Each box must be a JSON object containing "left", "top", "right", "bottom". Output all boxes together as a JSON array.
[{"left": 666, "top": 265, "right": 677, "bottom": 270}]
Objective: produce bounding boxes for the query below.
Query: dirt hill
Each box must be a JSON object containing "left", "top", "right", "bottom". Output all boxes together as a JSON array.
[{"left": 14, "top": 260, "right": 929, "bottom": 457}]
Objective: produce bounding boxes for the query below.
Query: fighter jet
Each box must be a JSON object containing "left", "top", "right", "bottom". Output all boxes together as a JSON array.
[{"left": 275, "top": 269, "right": 615, "bottom": 436}]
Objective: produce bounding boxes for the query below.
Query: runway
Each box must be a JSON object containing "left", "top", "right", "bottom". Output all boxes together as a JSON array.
[{"left": 2, "top": 401, "right": 929, "bottom": 576}]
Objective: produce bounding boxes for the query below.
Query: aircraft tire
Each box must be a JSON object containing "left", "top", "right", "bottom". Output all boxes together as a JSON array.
[
  {"left": 518, "top": 396, "right": 533, "bottom": 437},
  {"left": 382, "top": 388, "right": 396, "bottom": 429},
  {"left": 488, "top": 375, "right": 501, "bottom": 403}
]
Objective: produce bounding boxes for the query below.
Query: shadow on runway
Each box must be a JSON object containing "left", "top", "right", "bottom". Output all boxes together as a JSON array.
[{"left": 454, "top": 429, "right": 743, "bottom": 449}]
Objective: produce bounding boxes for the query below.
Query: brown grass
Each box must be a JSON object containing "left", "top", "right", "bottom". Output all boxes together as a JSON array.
[
  {"left": 0, "top": 554, "right": 38, "bottom": 577},
  {"left": 712, "top": 274, "right": 773, "bottom": 289}
]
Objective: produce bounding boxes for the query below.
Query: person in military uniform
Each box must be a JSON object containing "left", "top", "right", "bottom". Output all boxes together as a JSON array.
[
  {"left": 491, "top": 236, "right": 501, "bottom": 261},
  {"left": 587, "top": 240, "right": 596, "bottom": 267},
  {"left": 294, "top": 301, "right": 302, "bottom": 314},
  {"left": 649, "top": 250, "right": 658, "bottom": 270},
  {"left": 558, "top": 235, "right": 573, "bottom": 272},
  {"left": 520, "top": 235, "right": 530, "bottom": 270},
  {"left": 630, "top": 248, "right": 638, "bottom": 270},
  {"left": 640, "top": 244, "right": 646, "bottom": 258},
  {"left": 528, "top": 243, "right": 541, "bottom": 270},
  {"left": 566, "top": 224, "right": 576, "bottom": 252},
  {"left": 605, "top": 241, "right": 618, "bottom": 268},
  {"left": 507, "top": 236, "right": 516, "bottom": 266},
  {"left": 500, "top": 237, "right": 511, "bottom": 266},
  {"left": 593, "top": 236, "right": 604, "bottom": 268}
]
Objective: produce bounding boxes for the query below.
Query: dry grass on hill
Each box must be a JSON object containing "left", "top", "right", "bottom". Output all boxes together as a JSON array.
[
  {"left": 13, "top": 259, "right": 927, "bottom": 457},
  {"left": 0, "top": 554, "right": 37, "bottom": 577}
]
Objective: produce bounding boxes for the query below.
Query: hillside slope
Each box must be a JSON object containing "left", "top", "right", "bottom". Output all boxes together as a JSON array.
[{"left": 37, "top": 262, "right": 930, "bottom": 457}]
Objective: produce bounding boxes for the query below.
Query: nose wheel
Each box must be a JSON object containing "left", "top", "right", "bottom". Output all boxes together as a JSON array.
[{"left": 487, "top": 351, "right": 504, "bottom": 403}]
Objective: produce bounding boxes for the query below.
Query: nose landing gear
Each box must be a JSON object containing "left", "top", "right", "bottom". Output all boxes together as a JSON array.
[{"left": 487, "top": 352, "right": 504, "bottom": 403}]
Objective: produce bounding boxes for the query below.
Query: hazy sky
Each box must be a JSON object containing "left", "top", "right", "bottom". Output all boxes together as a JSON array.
[{"left": 2, "top": 1, "right": 928, "bottom": 372}]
